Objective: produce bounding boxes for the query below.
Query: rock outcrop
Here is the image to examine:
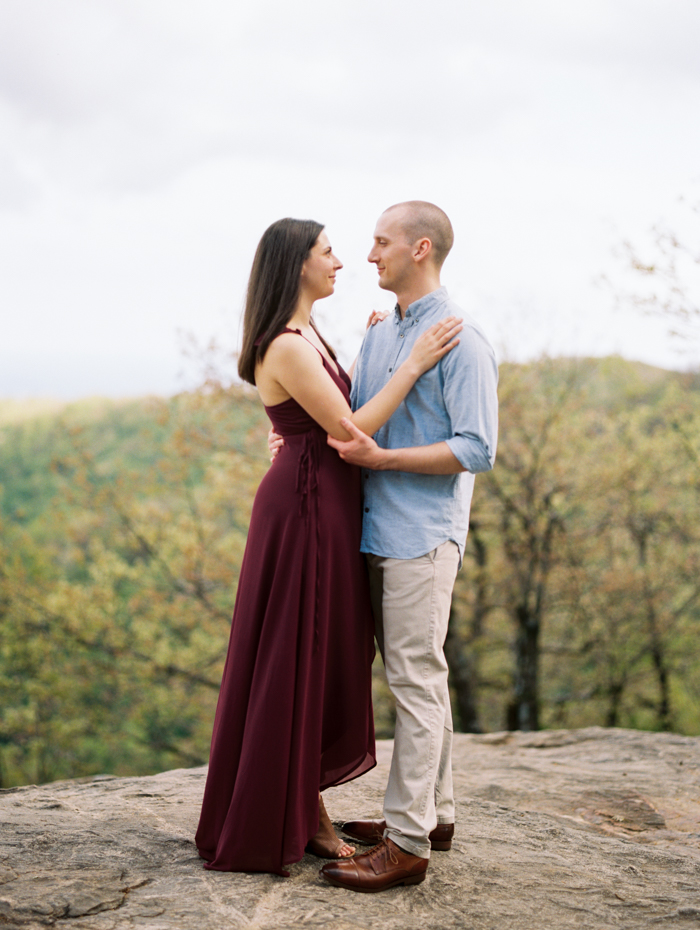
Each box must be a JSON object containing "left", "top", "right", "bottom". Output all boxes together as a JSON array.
[{"left": 2, "top": 727, "right": 700, "bottom": 929}]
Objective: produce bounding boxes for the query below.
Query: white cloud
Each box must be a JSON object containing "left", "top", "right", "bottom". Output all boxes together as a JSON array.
[{"left": 1, "top": 0, "right": 699, "bottom": 396}]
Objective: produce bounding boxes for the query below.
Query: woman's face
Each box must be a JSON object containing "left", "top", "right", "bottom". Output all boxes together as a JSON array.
[{"left": 300, "top": 231, "right": 343, "bottom": 302}]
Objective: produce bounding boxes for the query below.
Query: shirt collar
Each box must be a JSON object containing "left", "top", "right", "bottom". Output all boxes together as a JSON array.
[{"left": 393, "top": 286, "right": 449, "bottom": 323}]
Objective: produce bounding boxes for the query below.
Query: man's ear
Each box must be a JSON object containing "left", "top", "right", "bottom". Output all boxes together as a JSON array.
[{"left": 413, "top": 237, "right": 433, "bottom": 264}]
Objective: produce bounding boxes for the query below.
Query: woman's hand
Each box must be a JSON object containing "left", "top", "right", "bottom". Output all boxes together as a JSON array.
[
  {"left": 268, "top": 428, "right": 284, "bottom": 462},
  {"left": 366, "top": 309, "right": 389, "bottom": 329},
  {"left": 406, "top": 316, "right": 463, "bottom": 376}
]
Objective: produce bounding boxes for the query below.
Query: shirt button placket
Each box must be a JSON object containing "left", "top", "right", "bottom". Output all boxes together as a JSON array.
[{"left": 394, "top": 322, "right": 407, "bottom": 372}]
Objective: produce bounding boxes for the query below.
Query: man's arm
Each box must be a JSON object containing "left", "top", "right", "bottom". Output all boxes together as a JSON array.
[
  {"left": 328, "top": 418, "right": 466, "bottom": 474},
  {"left": 337, "top": 311, "right": 498, "bottom": 476},
  {"left": 439, "top": 322, "right": 498, "bottom": 474}
]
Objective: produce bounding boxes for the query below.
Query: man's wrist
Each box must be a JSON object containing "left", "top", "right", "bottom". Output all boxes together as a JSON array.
[
  {"left": 367, "top": 442, "right": 467, "bottom": 475},
  {"left": 360, "top": 445, "right": 391, "bottom": 471},
  {"left": 375, "top": 447, "right": 394, "bottom": 470}
]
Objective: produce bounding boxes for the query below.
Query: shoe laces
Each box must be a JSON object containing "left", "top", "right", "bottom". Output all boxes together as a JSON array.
[{"left": 368, "top": 839, "right": 399, "bottom": 867}]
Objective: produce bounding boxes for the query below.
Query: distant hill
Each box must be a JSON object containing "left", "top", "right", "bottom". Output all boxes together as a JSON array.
[{"left": 1, "top": 356, "right": 698, "bottom": 788}]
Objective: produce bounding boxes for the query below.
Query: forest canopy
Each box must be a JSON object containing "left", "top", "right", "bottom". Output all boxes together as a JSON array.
[{"left": 1, "top": 356, "right": 699, "bottom": 788}]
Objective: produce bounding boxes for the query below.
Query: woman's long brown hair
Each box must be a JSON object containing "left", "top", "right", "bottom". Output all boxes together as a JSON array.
[{"left": 238, "top": 218, "right": 336, "bottom": 385}]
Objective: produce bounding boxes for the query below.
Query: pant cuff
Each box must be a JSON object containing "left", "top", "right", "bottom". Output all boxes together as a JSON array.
[{"left": 385, "top": 830, "right": 431, "bottom": 861}]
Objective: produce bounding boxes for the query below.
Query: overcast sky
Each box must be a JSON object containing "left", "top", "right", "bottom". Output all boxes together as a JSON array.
[{"left": 1, "top": 0, "right": 699, "bottom": 398}]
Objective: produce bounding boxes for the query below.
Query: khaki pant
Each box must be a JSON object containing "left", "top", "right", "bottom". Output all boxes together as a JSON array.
[{"left": 366, "top": 540, "right": 459, "bottom": 859}]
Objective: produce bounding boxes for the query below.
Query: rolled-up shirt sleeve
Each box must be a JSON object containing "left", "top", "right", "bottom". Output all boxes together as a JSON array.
[{"left": 442, "top": 325, "right": 499, "bottom": 473}]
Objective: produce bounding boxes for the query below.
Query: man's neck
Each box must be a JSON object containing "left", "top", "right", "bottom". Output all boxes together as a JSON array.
[{"left": 395, "top": 277, "right": 442, "bottom": 318}]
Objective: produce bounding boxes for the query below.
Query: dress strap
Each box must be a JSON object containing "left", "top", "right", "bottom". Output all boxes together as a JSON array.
[
  {"left": 281, "top": 328, "right": 339, "bottom": 377},
  {"left": 281, "top": 327, "right": 319, "bottom": 357}
]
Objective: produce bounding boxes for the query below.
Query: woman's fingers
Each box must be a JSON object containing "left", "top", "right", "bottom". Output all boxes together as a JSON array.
[
  {"left": 419, "top": 317, "right": 463, "bottom": 350},
  {"left": 437, "top": 336, "right": 460, "bottom": 356},
  {"left": 431, "top": 316, "right": 463, "bottom": 343},
  {"left": 366, "top": 309, "right": 390, "bottom": 328}
]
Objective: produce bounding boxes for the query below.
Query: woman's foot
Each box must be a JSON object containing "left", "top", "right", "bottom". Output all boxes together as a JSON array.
[{"left": 306, "top": 795, "right": 355, "bottom": 859}]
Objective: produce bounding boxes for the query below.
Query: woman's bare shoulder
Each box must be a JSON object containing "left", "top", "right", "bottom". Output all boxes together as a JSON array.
[
  {"left": 264, "top": 331, "right": 319, "bottom": 366},
  {"left": 256, "top": 332, "right": 322, "bottom": 393}
]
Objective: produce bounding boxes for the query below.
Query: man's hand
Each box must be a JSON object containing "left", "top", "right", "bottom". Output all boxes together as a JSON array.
[
  {"left": 327, "top": 418, "right": 387, "bottom": 469},
  {"left": 267, "top": 428, "right": 284, "bottom": 462},
  {"left": 329, "top": 419, "right": 466, "bottom": 475}
]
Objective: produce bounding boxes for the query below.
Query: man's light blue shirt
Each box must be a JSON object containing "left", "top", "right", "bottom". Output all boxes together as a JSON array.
[{"left": 350, "top": 287, "right": 498, "bottom": 562}]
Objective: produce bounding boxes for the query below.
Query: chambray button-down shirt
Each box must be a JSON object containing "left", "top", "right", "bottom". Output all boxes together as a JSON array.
[{"left": 350, "top": 287, "right": 498, "bottom": 562}]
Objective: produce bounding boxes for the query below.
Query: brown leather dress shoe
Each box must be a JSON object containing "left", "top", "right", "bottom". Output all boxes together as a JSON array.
[
  {"left": 341, "top": 819, "right": 454, "bottom": 851},
  {"left": 320, "top": 837, "right": 428, "bottom": 893}
]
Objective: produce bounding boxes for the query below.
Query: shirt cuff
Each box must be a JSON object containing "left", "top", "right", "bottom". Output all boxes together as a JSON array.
[{"left": 446, "top": 435, "right": 495, "bottom": 473}]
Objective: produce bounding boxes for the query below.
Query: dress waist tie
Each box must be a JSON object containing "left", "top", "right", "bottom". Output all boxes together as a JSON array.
[
  {"left": 296, "top": 430, "right": 321, "bottom": 518},
  {"left": 295, "top": 430, "right": 322, "bottom": 654}
]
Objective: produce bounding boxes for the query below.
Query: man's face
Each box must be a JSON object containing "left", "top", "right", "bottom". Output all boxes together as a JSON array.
[{"left": 367, "top": 208, "right": 416, "bottom": 295}]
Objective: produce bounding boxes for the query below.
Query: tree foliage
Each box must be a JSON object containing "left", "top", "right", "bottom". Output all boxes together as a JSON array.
[
  {"left": 0, "top": 390, "right": 269, "bottom": 786},
  {"left": 1, "top": 358, "right": 699, "bottom": 787},
  {"left": 448, "top": 358, "right": 700, "bottom": 734}
]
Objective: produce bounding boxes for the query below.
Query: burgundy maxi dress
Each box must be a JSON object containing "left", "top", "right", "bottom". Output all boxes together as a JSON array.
[{"left": 195, "top": 330, "right": 376, "bottom": 876}]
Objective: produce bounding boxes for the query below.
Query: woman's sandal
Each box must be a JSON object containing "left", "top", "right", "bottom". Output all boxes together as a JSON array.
[{"left": 305, "top": 795, "right": 355, "bottom": 859}]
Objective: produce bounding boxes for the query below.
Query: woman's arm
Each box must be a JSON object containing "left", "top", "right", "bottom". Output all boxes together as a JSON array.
[{"left": 261, "top": 317, "right": 462, "bottom": 442}]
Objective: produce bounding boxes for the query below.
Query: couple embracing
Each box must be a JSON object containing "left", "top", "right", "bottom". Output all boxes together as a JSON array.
[{"left": 195, "top": 201, "right": 498, "bottom": 892}]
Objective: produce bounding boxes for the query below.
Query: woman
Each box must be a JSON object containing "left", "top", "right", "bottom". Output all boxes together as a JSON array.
[{"left": 195, "top": 218, "right": 461, "bottom": 876}]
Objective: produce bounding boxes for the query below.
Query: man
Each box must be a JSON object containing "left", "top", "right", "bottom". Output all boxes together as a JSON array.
[{"left": 319, "top": 201, "right": 498, "bottom": 892}]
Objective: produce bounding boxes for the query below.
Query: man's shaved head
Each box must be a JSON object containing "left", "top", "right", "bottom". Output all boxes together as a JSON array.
[{"left": 384, "top": 201, "right": 454, "bottom": 268}]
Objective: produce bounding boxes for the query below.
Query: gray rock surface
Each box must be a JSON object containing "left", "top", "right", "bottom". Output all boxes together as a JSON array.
[{"left": 2, "top": 727, "right": 700, "bottom": 929}]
